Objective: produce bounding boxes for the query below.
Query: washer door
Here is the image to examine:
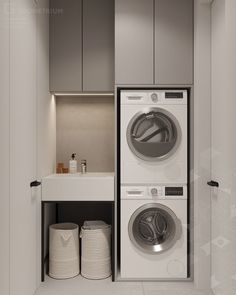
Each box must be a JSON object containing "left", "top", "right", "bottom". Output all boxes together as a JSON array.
[
  {"left": 128, "top": 203, "right": 182, "bottom": 254},
  {"left": 127, "top": 108, "right": 181, "bottom": 161}
]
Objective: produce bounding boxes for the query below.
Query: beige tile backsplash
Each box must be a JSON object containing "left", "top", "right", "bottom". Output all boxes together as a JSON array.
[{"left": 56, "top": 96, "right": 114, "bottom": 172}]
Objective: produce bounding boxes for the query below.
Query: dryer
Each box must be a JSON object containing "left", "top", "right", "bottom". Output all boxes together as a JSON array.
[
  {"left": 120, "top": 89, "right": 188, "bottom": 184},
  {"left": 120, "top": 185, "right": 188, "bottom": 279}
]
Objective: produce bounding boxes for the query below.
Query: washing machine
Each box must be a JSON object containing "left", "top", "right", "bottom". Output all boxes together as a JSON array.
[
  {"left": 120, "top": 185, "right": 188, "bottom": 279},
  {"left": 120, "top": 89, "right": 188, "bottom": 184}
]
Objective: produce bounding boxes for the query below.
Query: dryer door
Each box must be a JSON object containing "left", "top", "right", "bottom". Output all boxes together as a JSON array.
[
  {"left": 128, "top": 203, "right": 182, "bottom": 254},
  {"left": 127, "top": 108, "right": 181, "bottom": 161}
]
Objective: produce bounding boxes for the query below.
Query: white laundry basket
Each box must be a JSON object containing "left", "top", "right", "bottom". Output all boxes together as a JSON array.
[
  {"left": 81, "top": 221, "right": 111, "bottom": 279},
  {"left": 49, "top": 223, "right": 80, "bottom": 279}
]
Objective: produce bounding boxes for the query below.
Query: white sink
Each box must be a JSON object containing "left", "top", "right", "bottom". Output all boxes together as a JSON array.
[{"left": 42, "top": 173, "right": 114, "bottom": 201}]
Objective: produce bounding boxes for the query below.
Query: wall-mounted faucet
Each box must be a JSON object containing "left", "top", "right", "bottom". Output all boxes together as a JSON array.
[{"left": 81, "top": 159, "right": 87, "bottom": 174}]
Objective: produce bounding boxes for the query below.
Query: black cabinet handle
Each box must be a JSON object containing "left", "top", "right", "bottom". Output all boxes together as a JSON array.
[
  {"left": 207, "top": 180, "right": 219, "bottom": 187},
  {"left": 30, "top": 180, "right": 41, "bottom": 188}
]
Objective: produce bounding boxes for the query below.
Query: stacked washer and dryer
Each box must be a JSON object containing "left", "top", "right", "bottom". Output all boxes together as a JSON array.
[{"left": 119, "top": 89, "right": 189, "bottom": 280}]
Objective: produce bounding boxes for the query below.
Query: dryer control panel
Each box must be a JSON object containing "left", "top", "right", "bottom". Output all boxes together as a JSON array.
[
  {"left": 165, "top": 187, "right": 184, "bottom": 196},
  {"left": 121, "top": 90, "right": 188, "bottom": 105}
]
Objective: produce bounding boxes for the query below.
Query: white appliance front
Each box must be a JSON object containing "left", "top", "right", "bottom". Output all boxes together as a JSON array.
[
  {"left": 120, "top": 185, "right": 188, "bottom": 279},
  {"left": 120, "top": 90, "right": 188, "bottom": 184}
]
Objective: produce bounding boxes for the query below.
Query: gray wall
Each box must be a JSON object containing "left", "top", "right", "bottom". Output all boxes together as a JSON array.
[
  {"left": 56, "top": 97, "right": 114, "bottom": 172},
  {"left": 0, "top": 0, "right": 10, "bottom": 293}
]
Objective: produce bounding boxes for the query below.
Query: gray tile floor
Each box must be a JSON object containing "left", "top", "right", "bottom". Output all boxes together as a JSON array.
[{"left": 35, "top": 276, "right": 215, "bottom": 295}]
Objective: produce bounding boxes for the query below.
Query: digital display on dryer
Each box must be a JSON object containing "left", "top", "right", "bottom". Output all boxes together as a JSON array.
[
  {"left": 165, "top": 187, "right": 183, "bottom": 196},
  {"left": 165, "top": 92, "right": 183, "bottom": 99}
]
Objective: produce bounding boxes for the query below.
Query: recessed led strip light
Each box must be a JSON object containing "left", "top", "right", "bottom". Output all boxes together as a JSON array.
[{"left": 53, "top": 92, "right": 114, "bottom": 97}]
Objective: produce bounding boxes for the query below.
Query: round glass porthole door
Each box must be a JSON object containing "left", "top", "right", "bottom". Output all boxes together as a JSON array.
[
  {"left": 128, "top": 203, "right": 182, "bottom": 254},
  {"left": 127, "top": 108, "right": 181, "bottom": 161}
]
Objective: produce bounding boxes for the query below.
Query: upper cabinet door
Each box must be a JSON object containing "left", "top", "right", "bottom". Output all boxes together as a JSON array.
[
  {"left": 155, "top": 0, "right": 193, "bottom": 85},
  {"left": 50, "top": 0, "right": 82, "bottom": 92},
  {"left": 83, "top": 0, "right": 114, "bottom": 92},
  {"left": 115, "top": 0, "right": 154, "bottom": 85}
]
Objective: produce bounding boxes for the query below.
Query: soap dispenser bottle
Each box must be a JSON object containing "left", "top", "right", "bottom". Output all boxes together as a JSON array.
[{"left": 69, "top": 153, "right": 77, "bottom": 174}]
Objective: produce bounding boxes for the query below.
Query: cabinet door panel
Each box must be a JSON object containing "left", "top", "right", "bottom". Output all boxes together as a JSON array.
[
  {"left": 155, "top": 0, "right": 193, "bottom": 85},
  {"left": 211, "top": 2, "right": 236, "bottom": 291},
  {"left": 50, "top": 0, "right": 82, "bottom": 92},
  {"left": 115, "top": 0, "right": 154, "bottom": 85},
  {"left": 83, "top": 0, "right": 114, "bottom": 92},
  {"left": 10, "top": 0, "right": 39, "bottom": 294}
]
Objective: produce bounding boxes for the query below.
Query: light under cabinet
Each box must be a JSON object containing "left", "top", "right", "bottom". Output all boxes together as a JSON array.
[{"left": 52, "top": 92, "right": 114, "bottom": 97}]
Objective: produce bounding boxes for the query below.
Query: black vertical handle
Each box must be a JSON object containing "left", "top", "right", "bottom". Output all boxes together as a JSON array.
[
  {"left": 207, "top": 180, "right": 219, "bottom": 187},
  {"left": 30, "top": 180, "right": 41, "bottom": 187}
]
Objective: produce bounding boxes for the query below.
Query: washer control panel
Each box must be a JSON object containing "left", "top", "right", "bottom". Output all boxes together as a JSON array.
[{"left": 122, "top": 185, "right": 187, "bottom": 200}]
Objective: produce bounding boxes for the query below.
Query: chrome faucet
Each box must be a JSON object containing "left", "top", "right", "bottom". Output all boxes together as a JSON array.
[{"left": 81, "top": 159, "right": 87, "bottom": 174}]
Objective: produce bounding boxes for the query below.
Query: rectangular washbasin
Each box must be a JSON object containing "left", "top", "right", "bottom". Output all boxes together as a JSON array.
[{"left": 42, "top": 173, "right": 114, "bottom": 201}]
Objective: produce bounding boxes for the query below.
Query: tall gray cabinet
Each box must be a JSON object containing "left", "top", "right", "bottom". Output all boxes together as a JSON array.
[
  {"left": 115, "top": 0, "right": 193, "bottom": 85},
  {"left": 83, "top": 0, "right": 114, "bottom": 92},
  {"left": 50, "top": 0, "right": 193, "bottom": 91},
  {"left": 50, "top": 0, "right": 114, "bottom": 92},
  {"left": 115, "top": 0, "right": 154, "bottom": 85},
  {"left": 155, "top": 0, "right": 193, "bottom": 85},
  {"left": 50, "top": 0, "right": 83, "bottom": 92}
]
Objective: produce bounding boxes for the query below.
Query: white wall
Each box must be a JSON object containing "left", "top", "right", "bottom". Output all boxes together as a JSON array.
[
  {"left": 194, "top": 0, "right": 212, "bottom": 292},
  {"left": 0, "top": 0, "right": 55, "bottom": 293},
  {"left": 0, "top": 1, "right": 10, "bottom": 294}
]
